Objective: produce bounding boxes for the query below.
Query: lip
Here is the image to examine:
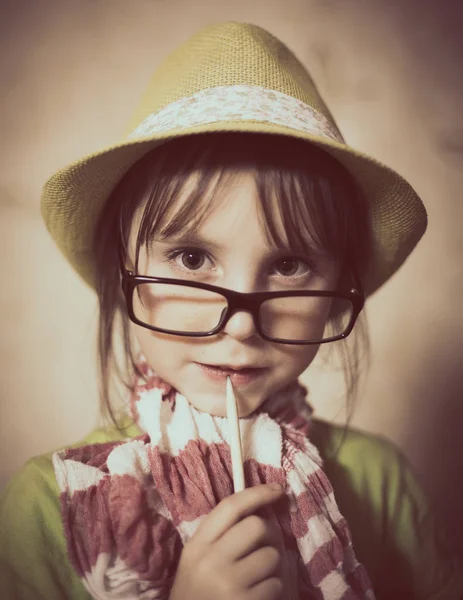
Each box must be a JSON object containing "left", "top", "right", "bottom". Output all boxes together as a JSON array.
[{"left": 196, "top": 362, "right": 267, "bottom": 386}]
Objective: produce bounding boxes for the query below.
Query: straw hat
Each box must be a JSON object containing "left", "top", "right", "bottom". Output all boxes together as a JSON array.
[{"left": 41, "top": 21, "right": 427, "bottom": 296}]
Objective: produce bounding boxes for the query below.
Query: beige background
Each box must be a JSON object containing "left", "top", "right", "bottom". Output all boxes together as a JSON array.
[{"left": 1, "top": 0, "right": 462, "bottom": 548}]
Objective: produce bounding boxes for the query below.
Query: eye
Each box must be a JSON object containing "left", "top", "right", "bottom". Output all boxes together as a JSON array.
[
  {"left": 273, "top": 258, "right": 310, "bottom": 277},
  {"left": 180, "top": 250, "right": 205, "bottom": 270},
  {"left": 165, "top": 248, "right": 211, "bottom": 273}
]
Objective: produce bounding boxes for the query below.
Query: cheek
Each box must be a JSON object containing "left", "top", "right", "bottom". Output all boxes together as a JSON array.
[
  {"left": 133, "top": 326, "right": 188, "bottom": 367},
  {"left": 133, "top": 325, "right": 215, "bottom": 376},
  {"left": 273, "top": 343, "right": 321, "bottom": 378},
  {"left": 132, "top": 326, "right": 197, "bottom": 391}
]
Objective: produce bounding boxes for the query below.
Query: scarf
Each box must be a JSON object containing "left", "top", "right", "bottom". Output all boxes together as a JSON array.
[{"left": 53, "top": 357, "right": 375, "bottom": 600}]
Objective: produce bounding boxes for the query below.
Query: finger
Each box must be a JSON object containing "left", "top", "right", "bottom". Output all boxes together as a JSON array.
[
  {"left": 192, "top": 484, "right": 284, "bottom": 546},
  {"left": 217, "top": 514, "right": 281, "bottom": 561},
  {"left": 244, "top": 576, "right": 284, "bottom": 600},
  {"left": 234, "top": 546, "right": 282, "bottom": 588}
]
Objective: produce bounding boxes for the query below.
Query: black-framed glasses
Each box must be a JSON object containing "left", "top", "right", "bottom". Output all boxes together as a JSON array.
[{"left": 119, "top": 256, "right": 365, "bottom": 346}]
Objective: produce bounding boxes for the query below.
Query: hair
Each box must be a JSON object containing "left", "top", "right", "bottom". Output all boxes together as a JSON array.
[{"left": 93, "top": 132, "right": 372, "bottom": 433}]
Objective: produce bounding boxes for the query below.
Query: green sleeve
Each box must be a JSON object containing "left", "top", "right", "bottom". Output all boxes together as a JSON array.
[
  {"left": 374, "top": 443, "right": 463, "bottom": 600},
  {"left": 0, "top": 454, "right": 91, "bottom": 600},
  {"left": 311, "top": 420, "right": 463, "bottom": 599},
  {"left": 0, "top": 421, "right": 141, "bottom": 600}
]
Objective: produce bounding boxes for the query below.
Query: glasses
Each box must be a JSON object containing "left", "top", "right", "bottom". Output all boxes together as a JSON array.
[{"left": 120, "top": 268, "right": 365, "bottom": 346}]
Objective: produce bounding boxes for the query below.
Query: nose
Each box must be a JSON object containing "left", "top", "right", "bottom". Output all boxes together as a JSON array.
[{"left": 222, "top": 309, "right": 258, "bottom": 341}]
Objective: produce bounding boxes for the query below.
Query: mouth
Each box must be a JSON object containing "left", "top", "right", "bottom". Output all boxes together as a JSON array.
[{"left": 196, "top": 362, "right": 267, "bottom": 385}]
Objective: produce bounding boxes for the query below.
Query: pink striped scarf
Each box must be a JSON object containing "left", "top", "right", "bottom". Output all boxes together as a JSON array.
[{"left": 53, "top": 358, "right": 375, "bottom": 599}]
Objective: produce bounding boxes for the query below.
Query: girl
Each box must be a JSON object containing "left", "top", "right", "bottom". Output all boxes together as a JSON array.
[{"left": 1, "top": 21, "right": 462, "bottom": 600}]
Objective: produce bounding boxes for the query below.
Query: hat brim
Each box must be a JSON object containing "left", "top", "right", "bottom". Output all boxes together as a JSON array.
[{"left": 41, "top": 120, "right": 427, "bottom": 296}]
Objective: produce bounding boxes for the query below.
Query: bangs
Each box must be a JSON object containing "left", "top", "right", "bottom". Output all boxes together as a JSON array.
[
  {"left": 137, "top": 167, "right": 238, "bottom": 260},
  {"left": 255, "top": 168, "right": 348, "bottom": 261},
  {"left": 117, "top": 132, "right": 370, "bottom": 286}
]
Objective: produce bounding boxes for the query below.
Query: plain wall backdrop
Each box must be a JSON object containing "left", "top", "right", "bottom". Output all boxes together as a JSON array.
[{"left": 1, "top": 0, "right": 462, "bottom": 549}]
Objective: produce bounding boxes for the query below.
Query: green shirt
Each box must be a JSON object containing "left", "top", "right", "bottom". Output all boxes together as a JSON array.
[{"left": 1, "top": 418, "right": 462, "bottom": 599}]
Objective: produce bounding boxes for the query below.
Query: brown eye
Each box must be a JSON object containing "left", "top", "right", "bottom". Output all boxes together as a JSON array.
[
  {"left": 181, "top": 251, "right": 205, "bottom": 270},
  {"left": 275, "top": 258, "right": 300, "bottom": 276}
]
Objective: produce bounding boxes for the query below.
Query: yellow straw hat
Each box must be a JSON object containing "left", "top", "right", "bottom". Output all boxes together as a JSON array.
[{"left": 41, "top": 21, "right": 427, "bottom": 296}]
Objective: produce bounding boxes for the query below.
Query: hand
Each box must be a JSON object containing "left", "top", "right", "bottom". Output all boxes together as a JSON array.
[{"left": 169, "top": 483, "right": 285, "bottom": 600}]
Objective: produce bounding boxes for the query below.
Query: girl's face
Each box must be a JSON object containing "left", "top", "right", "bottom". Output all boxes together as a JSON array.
[{"left": 128, "top": 169, "right": 339, "bottom": 417}]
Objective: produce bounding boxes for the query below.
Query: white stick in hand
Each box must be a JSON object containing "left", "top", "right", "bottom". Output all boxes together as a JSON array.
[{"left": 226, "top": 376, "right": 245, "bottom": 493}]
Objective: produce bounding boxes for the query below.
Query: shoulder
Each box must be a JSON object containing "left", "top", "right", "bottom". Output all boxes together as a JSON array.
[
  {"left": 0, "top": 420, "right": 138, "bottom": 600},
  {"left": 310, "top": 416, "right": 401, "bottom": 464},
  {"left": 0, "top": 453, "right": 88, "bottom": 599},
  {"left": 0, "top": 416, "right": 140, "bottom": 519},
  {"left": 0, "top": 416, "right": 141, "bottom": 502},
  {"left": 310, "top": 419, "right": 463, "bottom": 600},
  {"left": 310, "top": 418, "right": 410, "bottom": 506},
  {"left": 309, "top": 417, "right": 412, "bottom": 523}
]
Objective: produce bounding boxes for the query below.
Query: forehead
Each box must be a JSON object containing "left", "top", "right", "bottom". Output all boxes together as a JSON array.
[{"left": 130, "top": 166, "right": 290, "bottom": 247}]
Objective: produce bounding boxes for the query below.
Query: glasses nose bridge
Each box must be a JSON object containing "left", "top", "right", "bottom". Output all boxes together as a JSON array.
[{"left": 222, "top": 290, "right": 262, "bottom": 329}]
